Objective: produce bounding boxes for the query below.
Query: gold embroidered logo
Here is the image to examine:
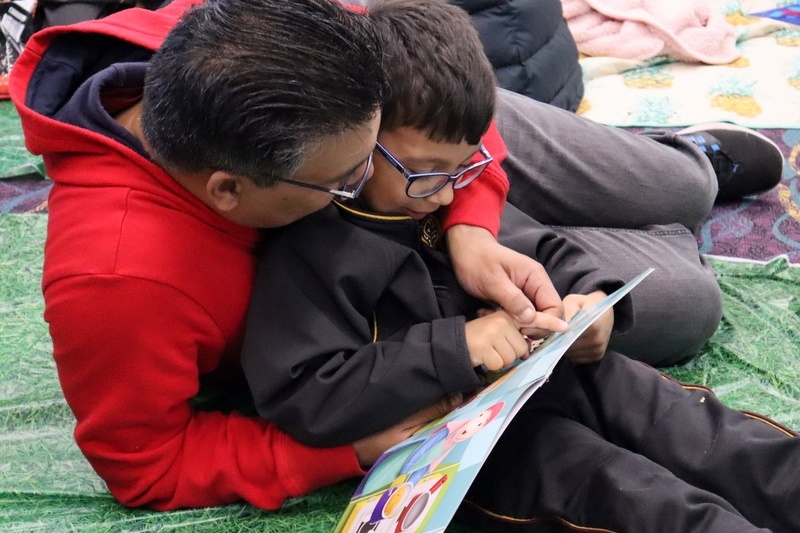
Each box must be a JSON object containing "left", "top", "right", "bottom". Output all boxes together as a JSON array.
[{"left": 420, "top": 215, "right": 442, "bottom": 249}]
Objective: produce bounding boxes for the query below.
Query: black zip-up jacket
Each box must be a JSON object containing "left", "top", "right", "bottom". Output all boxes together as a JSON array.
[{"left": 241, "top": 202, "right": 631, "bottom": 447}]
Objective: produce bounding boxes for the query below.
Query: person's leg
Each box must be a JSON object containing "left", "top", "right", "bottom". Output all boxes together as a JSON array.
[
  {"left": 494, "top": 88, "right": 717, "bottom": 231},
  {"left": 579, "top": 351, "right": 800, "bottom": 533},
  {"left": 549, "top": 223, "right": 723, "bottom": 365},
  {"left": 494, "top": 88, "right": 784, "bottom": 230},
  {"left": 498, "top": 204, "right": 723, "bottom": 366},
  {"left": 461, "top": 411, "right": 768, "bottom": 533}
]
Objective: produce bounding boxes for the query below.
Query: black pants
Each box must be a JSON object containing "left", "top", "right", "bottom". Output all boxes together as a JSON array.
[{"left": 458, "top": 351, "right": 798, "bottom": 533}]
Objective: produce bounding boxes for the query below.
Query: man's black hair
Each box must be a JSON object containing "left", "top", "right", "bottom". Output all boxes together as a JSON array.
[{"left": 142, "top": 0, "right": 385, "bottom": 187}]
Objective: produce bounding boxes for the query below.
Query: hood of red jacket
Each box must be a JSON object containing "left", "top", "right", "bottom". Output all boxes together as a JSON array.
[{"left": 9, "top": 0, "right": 200, "bottom": 189}]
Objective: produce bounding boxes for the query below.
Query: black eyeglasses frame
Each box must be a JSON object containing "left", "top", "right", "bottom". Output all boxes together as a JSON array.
[
  {"left": 278, "top": 152, "right": 374, "bottom": 200},
  {"left": 375, "top": 143, "right": 493, "bottom": 199}
]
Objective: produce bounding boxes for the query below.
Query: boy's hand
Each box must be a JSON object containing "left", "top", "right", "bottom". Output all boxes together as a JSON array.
[
  {"left": 352, "top": 394, "right": 463, "bottom": 468},
  {"left": 563, "top": 291, "right": 613, "bottom": 364},
  {"left": 446, "top": 225, "right": 564, "bottom": 326},
  {"left": 465, "top": 309, "right": 565, "bottom": 370}
]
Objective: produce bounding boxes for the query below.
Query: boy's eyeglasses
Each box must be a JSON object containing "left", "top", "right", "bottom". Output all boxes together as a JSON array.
[
  {"left": 277, "top": 152, "right": 373, "bottom": 200},
  {"left": 375, "top": 143, "right": 493, "bottom": 199}
]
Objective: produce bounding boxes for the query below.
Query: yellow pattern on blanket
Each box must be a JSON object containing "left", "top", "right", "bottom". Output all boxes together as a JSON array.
[{"left": 576, "top": 0, "right": 800, "bottom": 127}]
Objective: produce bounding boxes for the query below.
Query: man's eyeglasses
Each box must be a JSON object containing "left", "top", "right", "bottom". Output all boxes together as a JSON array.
[
  {"left": 375, "top": 143, "right": 493, "bottom": 198},
  {"left": 277, "top": 152, "right": 373, "bottom": 200}
]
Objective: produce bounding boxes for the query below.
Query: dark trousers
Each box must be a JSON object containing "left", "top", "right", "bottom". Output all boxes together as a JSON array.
[
  {"left": 458, "top": 351, "right": 798, "bottom": 533},
  {"left": 494, "top": 88, "right": 724, "bottom": 366}
]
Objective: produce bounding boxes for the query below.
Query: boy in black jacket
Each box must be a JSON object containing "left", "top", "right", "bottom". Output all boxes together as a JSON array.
[{"left": 242, "top": 1, "right": 799, "bottom": 531}]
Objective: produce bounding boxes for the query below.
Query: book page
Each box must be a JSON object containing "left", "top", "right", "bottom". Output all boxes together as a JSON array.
[{"left": 335, "top": 268, "right": 653, "bottom": 533}]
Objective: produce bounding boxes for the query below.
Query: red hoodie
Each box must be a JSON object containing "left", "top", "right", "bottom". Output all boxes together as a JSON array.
[{"left": 9, "top": 0, "right": 510, "bottom": 510}]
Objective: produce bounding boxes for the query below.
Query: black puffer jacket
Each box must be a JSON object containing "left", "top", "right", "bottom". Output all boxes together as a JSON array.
[{"left": 448, "top": 0, "right": 584, "bottom": 112}]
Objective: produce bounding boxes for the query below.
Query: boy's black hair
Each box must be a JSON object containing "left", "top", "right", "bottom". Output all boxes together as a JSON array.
[
  {"left": 141, "top": 0, "right": 385, "bottom": 188},
  {"left": 367, "top": 0, "right": 496, "bottom": 145}
]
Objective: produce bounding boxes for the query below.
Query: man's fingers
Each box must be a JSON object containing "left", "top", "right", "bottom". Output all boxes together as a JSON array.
[
  {"left": 518, "top": 267, "right": 564, "bottom": 320},
  {"left": 524, "top": 311, "right": 569, "bottom": 333},
  {"left": 486, "top": 277, "right": 538, "bottom": 323},
  {"left": 352, "top": 394, "right": 463, "bottom": 468},
  {"left": 516, "top": 305, "right": 569, "bottom": 338}
]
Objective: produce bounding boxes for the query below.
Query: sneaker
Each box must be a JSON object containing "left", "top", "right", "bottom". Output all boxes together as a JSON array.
[{"left": 678, "top": 123, "right": 784, "bottom": 202}]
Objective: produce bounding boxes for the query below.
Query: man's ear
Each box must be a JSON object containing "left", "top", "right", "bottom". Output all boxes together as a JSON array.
[{"left": 206, "top": 170, "right": 241, "bottom": 212}]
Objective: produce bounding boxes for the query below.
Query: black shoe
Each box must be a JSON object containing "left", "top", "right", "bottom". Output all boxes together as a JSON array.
[{"left": 678, "top": 123, "right": 784, "bottom": 202}]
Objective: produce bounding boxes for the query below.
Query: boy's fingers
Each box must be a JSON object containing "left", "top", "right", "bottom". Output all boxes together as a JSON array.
[
  {"left": 507, "top": 335, "right": 529, "bottom": 363},
  {"left": 482, "top": 351, "right": 505, "bottom": 372},
  {"left": 486, "top": 335, "right": 528, "bottom": 370},
  {"left": 562, "top": 297, "right": 582, "bottom": 322}
]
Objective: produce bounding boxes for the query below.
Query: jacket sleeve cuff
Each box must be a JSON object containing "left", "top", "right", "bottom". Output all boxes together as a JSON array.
[
  {"left": 440, "top": 164, "right": 508, "bottom": 238},
  {"left": 430, "top": 316, "right": 483, "bottom": 393},
  {"left": 274, "top": 433, "right": 365, "bottom": 498}
]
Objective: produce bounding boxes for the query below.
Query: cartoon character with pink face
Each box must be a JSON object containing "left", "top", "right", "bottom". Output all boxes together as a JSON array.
[{"left": 366, "top": 401, "right": 506, "bottom": 526}]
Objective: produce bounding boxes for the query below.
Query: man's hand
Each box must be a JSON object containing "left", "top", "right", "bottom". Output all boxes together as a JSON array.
[
  {"left": 447, "top": 224, "right": 565, "bottom": 328},
  {"left": 352, "top": 394, "right": 463, "bottom": 469},
  {"left": 562, "top": 291, "right": 613, "bottom": 364}
]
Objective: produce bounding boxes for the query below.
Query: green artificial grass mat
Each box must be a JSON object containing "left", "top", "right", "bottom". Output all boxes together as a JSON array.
[
  {"left": 0, "top": 102, "right": 45, "bottom": 179},
  {"left": 1, "top": 214, "right": 798, "bottom": 531}
]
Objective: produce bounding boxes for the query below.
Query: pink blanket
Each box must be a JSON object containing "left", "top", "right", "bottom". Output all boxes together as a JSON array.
[{"left": 562, "top": 0, "right": 740, "bottom": 64}]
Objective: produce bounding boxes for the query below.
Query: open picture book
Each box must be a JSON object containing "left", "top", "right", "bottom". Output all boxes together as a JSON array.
[{"left": 334, "top": 268, "right": 654, "bottom": 533}]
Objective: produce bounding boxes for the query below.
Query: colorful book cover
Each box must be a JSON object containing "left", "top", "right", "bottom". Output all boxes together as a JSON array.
[{"left": 334, "top": 269, "right": 654, "bottom": 533}]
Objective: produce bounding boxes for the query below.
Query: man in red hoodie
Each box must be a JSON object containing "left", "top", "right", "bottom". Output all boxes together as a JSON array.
[{"left": 9, "top": 0, "right": 559, "bottom": 510}]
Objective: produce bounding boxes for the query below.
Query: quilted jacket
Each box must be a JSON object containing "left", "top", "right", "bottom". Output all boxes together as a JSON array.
[{"left": 449, "top": 0, "right": 584, "bottom": 111}]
